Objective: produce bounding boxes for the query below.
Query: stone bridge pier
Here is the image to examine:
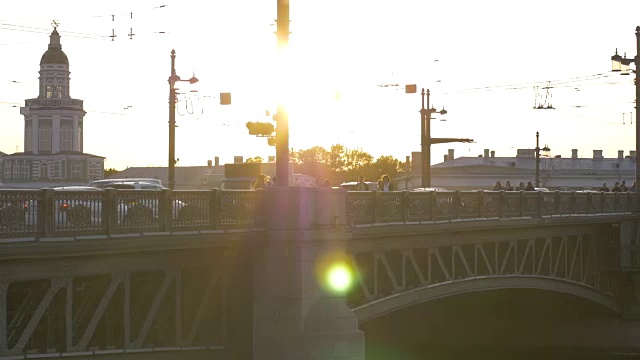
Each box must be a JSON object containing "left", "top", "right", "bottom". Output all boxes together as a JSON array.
[{"left": 252, "top": 186, "right": 364, "bottom": 359}]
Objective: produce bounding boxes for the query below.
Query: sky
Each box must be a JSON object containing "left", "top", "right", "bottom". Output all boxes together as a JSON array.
[{"left": 1, "top": 0, "right": 639, "bottom": 170}]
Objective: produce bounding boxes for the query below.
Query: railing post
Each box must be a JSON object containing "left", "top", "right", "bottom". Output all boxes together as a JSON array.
[
  {"left": 614, "top": 191, "right": 619, "bottom": 213},
  {"left": 500, "top": 191, "right": 506, "bottom": 219},
  {"left": 370, "top": 191, "right": 378, "bottom": 223},
  {"left": 103, "top": 188, "right": 117, "bottom": 235},
  {"left": 479, "top": 190, "right": 485, "bottom": 218},
  {"left": 538, "top": 190, "right": 543, "bottom": 218},
  {"left": 159, "top": 188, "right": 172, "bottom": 232},
  {"left": 555, "top": 191, "right": 560, "bottom": 216},
  {"left": 571, "top": 191, "right": 577, "bottom": 215},
  {"left": 428, "top": 190, "right": 434, "bottom": 222},
  {"left": 209, "top": 188, "right": 220, "bottom": 229},
  {"left": 454, "top": 190, "right": 461, "bottom": 219},
  {"left": 402, "top": 190, "right": 409, "bottom": 223},
  {"left": 519, "top": 190, "right": 524, "bottom": 218},
  {"left": 38, "top": 188, "right": 54, "bottom": 238},
  {"left": 587, "top": 192, "right": 592, "bottom": 215}
]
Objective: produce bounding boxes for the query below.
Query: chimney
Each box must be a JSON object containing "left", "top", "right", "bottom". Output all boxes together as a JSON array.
[
  {"left": 490, "top": 150, "right": 495, "bottom": 158},
  {"left": 571, "top": 149, "right": 578, "bottom": 159},
  {"left": 405, "top": 155, "right": 411, "bottom": 170},
  {"left": 448, "top": 149, "right": 454, "bottom": 161},
  {"left": 234, "top": 156, "right": 243, "bottom": 163},
  {"left": 618, "top": 150, "right": 624, "bottom": 159},
  {"left": 484, "top": 149, "right": 490, "bottom": 158},
  {"left": 593, "top": 150, "right": 603, "bottom": 159},
  {"left": 444, "top": 154, "right": 448, "bottom": 162},
  {"left": 631, "top": 150, "right": 637, "bottom": 159},
  {"left": 207, "top": 160, "right": 212, "bottom": 167},
  {"left": 214, "top": 156, "right": 219, "bottom": 166}
]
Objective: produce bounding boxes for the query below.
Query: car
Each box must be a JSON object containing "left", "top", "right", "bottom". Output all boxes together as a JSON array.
[
  {"left": 339, "top": 182, "right": 379, "bottom": 191},
  {"left": 90, "top": 178, "right": 163, "bottom": 188},
  {"left": 412, "top": 187, "right": 448, "bottom": 192},
  {"left": 21, "top": 186, "right": 105, "bottom": 226},
  {"left": 99, "top": 182, "right": 186, "bottom": 224}
]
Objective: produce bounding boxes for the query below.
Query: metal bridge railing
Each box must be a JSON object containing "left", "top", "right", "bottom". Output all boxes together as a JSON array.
[
  {"left": 0, "top": 189, "right": 264, "bottom": 239},
  {"left": 346, "top": 190, "right": 640, "bottom": 225},
  {"left": 1, "top": 189, "right": 638, "bottom": 240}
]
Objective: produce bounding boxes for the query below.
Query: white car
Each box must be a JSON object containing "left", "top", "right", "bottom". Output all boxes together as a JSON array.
[{"left": 101, "top": 182, "right": 186, "bottom": 224}]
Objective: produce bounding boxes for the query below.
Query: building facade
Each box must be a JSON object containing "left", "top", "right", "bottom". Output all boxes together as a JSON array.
[
  {"left": 395, "top": 149, "right": 636, "bottom": 191},
  {"left": 0, "top": 27, "right": 104, "bottom": 188}
]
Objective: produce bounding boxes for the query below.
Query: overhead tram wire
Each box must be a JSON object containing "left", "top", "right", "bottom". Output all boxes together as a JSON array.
[
  {"left": 447, "top": 72, "right": 617, "bottom": 94},
  {"left": 0, "top": 4, "right": 170, "bottom": 41}
]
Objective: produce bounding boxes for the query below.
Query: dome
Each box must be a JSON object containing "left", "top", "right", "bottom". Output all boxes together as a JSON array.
[{"left": 40, "top": 28, "right": 69, "bottom": 66}]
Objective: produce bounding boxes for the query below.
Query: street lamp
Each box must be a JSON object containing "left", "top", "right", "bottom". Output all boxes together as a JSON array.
[
  {"left": 535, "top": 131, "right": 550, "bottom": 188},
  {"left": 168, "top": 49, "right": 198, "bottom": 190},
  {"left": 408, "top": 86, "right": 473, "bottom": 188},
  {"left": 611, "top": 26, "right": 640, "bottom": 191}
]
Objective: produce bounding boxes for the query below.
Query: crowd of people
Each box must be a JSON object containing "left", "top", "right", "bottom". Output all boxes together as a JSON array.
[
  {"left": 254, "top": 174, "right": 638, "bottom": 193},
  {"left": 492, "top": 179, "right": 637, "bottom": 192},
  {"left": 598, "top": 180, "right": 636, "bottom": 192},
  {"left": 492, "top": 180, "right": 536, "bottom": 191}
]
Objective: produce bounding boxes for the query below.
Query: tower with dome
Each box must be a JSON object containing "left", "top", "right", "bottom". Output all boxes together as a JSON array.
[{"left": 0, "top": 25, "right": 105, "bottom": 187}]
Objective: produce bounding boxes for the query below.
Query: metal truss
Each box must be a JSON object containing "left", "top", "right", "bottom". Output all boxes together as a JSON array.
[
  {"left": 0, "top": 250, "right": 232, "bottom": 357},
  {"left": 349, "top": 232, "right": 627, "bottom": 317}
]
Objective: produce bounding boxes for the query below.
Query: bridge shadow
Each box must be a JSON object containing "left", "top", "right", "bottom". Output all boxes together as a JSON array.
[{"left": 362, "top": 288, "right": 622, "bottom": 360}]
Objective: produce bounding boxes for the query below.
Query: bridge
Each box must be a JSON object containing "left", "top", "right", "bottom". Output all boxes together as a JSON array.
[{"left": 1, "top": 188, "right": 640, "bottom": 359}]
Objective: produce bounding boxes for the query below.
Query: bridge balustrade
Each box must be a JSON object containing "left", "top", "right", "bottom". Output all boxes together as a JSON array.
[
  {"left": 1, "top": 189, "right": 638, "bottom": 239},
  {"left": 347, "top": 190, "right": 640, "bottom": 225},
  {"left": 0, "top": 189, "right": 264, "bottom": 239}
]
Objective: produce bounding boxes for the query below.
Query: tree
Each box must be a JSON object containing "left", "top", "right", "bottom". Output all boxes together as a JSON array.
[
  {"left": 246, "top": 156, "right": 264, "bottom": 163},
  {"left": 104, "top": 168, "right": 120, "bottom": 178},
  {"left": 289, "top": 144, "right": 403, "bottom": 186}
]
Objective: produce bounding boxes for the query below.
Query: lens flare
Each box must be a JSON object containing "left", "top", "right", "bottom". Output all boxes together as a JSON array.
[{"left": 326, "top": 263, "right": 352, "bottom": 293}]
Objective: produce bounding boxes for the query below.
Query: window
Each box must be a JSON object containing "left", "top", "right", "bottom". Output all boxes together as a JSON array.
[
  {"left": 25, "top": 125, "right": 32, "bottom": 152},
  {"left": 61, "top": 125, "right": 73, "bottom": 151},
  {"left": 71, "top": 160, "right": 82, "bottom": 179},
  {"left": 39, "top": 124, "right": 52, "bottom": 151},
  {"left": 40, "top": 162, "right": 48, "bottom": 179},
  {"left": 47, "top": 161, "right": 57, "bottom": 179},
  {"left": 54, "top": 85, "right": 63, "bottom": 98},
  {"left": 88, "top": 162, "right": 98, "bottom": 179},
  {"left": 12, "top": 161, "right": 19, "bottom": 179},
  {"left": 46, "top": 85, "right": 53, "bottom": 99},
  {"left": 3, "top": 161, "right": 11, "bottom": 180},
  {"left": 21, "top": 161, "right": 29, "bottom": 180}
]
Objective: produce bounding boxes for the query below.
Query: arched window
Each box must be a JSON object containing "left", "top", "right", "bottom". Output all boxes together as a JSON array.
[
  {"left": 54, "top": 85, "right": 63, "bottom": 98},
  {"left": 39, "top": 124, "right": 52, "bottom": 152},
  {"left": 4, "top": 161, "right": 11, "bottom": 180},
  {"left": 46, "top": 85, "right": 53, "bottom": 99},
  {"left": 25, "top": 125, "right": 32, "bottom": 152},
  {"left": 60, "top": 125, "right": 73, "bottom": 151},
  {"left": 12, "top": 161, "right": 19, "bottom": 179},
  {"left": 40, "top": 162, "right": 48, "bottom": 179},
  {"left": 71, "top": 160, "right": 82, "bottom": 179},
  {"left": 21, "top": 161, "right": 29, "bottom": 180}
]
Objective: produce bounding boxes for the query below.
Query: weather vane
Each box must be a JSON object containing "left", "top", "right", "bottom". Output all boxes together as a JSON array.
[{"left": 51, "top": 20, "right": 60, "bottom": 29}]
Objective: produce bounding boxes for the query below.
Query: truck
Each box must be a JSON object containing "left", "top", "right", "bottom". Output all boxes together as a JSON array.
[{"left": 220, "top": 162, "right": 315, "bottom": 189}]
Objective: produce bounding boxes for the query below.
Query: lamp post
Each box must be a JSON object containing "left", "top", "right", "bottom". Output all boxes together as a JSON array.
[
  {"left": 611, "top": 26, "right": 640, "bottom": 191},
  {"left": 411, "top": 86, "right": 473, "bottom": 188},
  {"left": 274, "top": 0, "right": 290, "bottom": 186},
  {"left": 168, "top": 49, "right": 198, "bottom": 190},
  {"left": 534, "top": 131, "right": 550, "bottom": 188}
]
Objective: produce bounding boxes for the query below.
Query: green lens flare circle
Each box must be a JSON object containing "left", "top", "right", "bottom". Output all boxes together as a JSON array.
[{"left": 326, "top": 264, "right": 352, "bottom": 293}]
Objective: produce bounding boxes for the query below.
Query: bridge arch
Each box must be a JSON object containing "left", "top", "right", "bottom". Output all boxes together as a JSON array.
[{"left": 353, "top": 276, "right": 619, "bottom": 323}]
